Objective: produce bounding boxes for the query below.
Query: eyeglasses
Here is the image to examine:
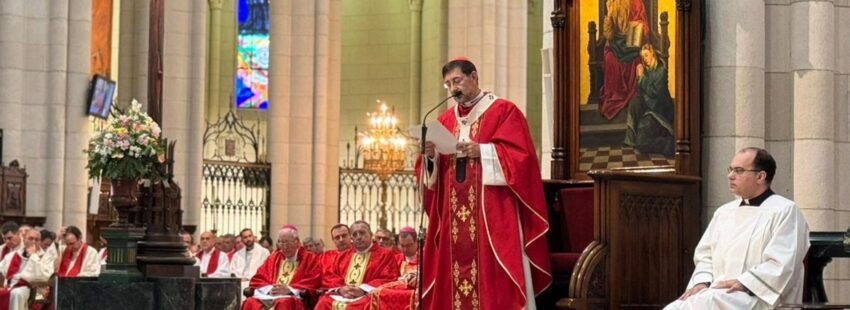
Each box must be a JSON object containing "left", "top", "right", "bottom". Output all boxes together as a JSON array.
[
  {"left": 727, "top": 167, "right": 761, "bottom": 175},
  {"left": 443, "top": 75, "right": 468, "bottom": 89}
]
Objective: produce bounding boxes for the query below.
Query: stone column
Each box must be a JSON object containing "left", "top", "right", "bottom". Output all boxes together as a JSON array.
[
  {"left": 160, "top": 0, "right": 207, "bottom": 229},
  {"left": 207, "top": 0, "right": 223, "bottom": 115},
  {"left": 764, "top": 1, "right": 794, "bottom": 197},
  {"left": 832, "top": 0, "right": 850, "bottom": 300},
  {"left": 791, "top": 0, "right": 836, "bottom": 230},
  {"left": 117, "top": 0, "right": 150, "bottom": 105},
  {"left": 0, "top": 1, "right": 25, "bottom": 169},
  {"left": 61, "top": 0, "right": 94, "bottom": 233},
  {"left": 701, "top": 1, "right": 766, "bottom": 223},
  {"left": 447, "top": 0, "right": 527, "bottom": 112},
  {"left": 409, "top": 0, "right": 423, "bottom": 125},
  {"left": 540, "top": 0, "right": 555, "bottom": 179},
  {"left": 268, "top": 0, "right": 342, "bottom": 238}
]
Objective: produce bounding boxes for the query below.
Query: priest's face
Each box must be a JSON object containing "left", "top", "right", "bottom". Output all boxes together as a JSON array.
[
  {"left": 181, "top": 233, "right": 192, "bottom": 246},
  {"left": 728, "top": 150, "right": 764, "bottom": 199},
  {"left": 331, "top": 227, "right": 352, "bottom": 251},
  {"left": 24, "top": 230, "right": 40, "bottom": 250},
  {"left": 220, "top": 237, "right": 235, "bottom": 253},
  {"left": 240, "top": 230, "right": 255, "bottom": 249},
  {"left": 64, "top": 233, "right": 80, "bottom": 250},
  {"left": 3, "top": 231, "right": 20, "bottom": 249},
  {"left": 351, "top": 223, "right": 373, "bottom": 252},
  {"left": 235, "top": 236, "right": 245, "bottom": 250},
  {"left": 200, "top": 232, "right": 215, "bottom": 252},
  {"left": 443, "top": 68, "right": 480, "bottom": 105},
  {"left": 277, "top": 232, "right": 300, "bottom": 258},
  {"left": 398, "top": 234, "right": 417, "bottom": 258},
  {"left": 41, "top": 236, "right": 54, "bottom": 251},
  {"left": 374, "top": 230, "right": 393, "bottom": 248}
]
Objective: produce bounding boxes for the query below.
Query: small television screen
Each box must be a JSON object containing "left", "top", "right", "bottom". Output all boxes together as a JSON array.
[{"left": 87, "top": 75, "right": 116, "bottom": 119}]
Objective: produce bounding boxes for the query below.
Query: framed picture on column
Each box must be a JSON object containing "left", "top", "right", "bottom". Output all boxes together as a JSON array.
[{"left": 87, "top": 75, "right": 116, "bottom": 119}]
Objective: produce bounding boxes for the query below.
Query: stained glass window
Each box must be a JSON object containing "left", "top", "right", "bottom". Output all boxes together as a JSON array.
[{"left": 235, "top": 0, "right": 270, "bottom": 109}]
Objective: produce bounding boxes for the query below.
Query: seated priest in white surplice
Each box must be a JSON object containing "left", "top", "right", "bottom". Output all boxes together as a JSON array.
[
  {"left": 231, "top": 228, "right": 271, "bottom": 293},
  {"left": 195, "top": 231, "right": 232, "bottom": 278},
  {"left": 665, "top": 148, "right": 810, "bottom": 310},
  {"left": 0, "top": 229, "right": 56, "bottom": 310},
  {"left": 54, "top": 226, "right": 101, "bottom": 278}
]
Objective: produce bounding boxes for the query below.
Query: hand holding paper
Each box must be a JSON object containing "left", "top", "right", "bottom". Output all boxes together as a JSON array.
[{"left": 407, "top": 121, "right": 458, "bottom": 155}]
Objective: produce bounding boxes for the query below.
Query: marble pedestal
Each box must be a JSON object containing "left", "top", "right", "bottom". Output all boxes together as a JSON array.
[{"left": 55, "top": 276, "right": 241, "bottom": 310}]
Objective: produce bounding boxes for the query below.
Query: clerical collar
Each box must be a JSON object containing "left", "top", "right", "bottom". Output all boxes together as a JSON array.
[
  {"left": 285, "top": 248, "right": 299, "bottom": 262},
  {"left": 740, "top": 188, "right": 774, "bottom": 207},
  {"left": 356, "top": 242, "right": 373, "bottom": 254},
  {"left": 459, "top": 91, "right": 486, "bottom": 108}
]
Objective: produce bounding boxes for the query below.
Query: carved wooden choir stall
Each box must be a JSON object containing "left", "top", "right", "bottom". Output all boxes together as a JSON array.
[{"left": 543, "top": 0, "right": 705, "bottom": 308}]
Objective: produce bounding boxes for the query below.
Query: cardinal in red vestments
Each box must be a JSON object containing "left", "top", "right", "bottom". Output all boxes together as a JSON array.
[
  {"left": 242, "top": 226, "right": 322, "bottom": 310},
  {"left": 314, "top": 221, "right": 399, "bottom": 310},
  {"left": 319, "top": 224, "right": 353, "bottom": 276},
  {"left": 417, "top": 58, "right": 551, "bottom": 310}
]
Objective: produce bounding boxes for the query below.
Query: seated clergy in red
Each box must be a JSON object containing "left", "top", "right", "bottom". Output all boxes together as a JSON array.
[
  {"left": 195, "top": 231, "right": 231, "bottom": 278},
  {"left": 370, "top": 227, "right": 419, "bottom": 310},
  {"left": 242, "top": 226, "right": 322, "bottom": 310},
  {"left": 315, "top": 221, "right": 399, "bottom": 310},
  {"left": 0, "top": 229, "right": 55, "bottom": 310},
  {"left": 320, "top": 224, "right": 352, "bottom": 275},
  {"left": 55, "top": 226, "right": 101, "bottom": 278}
]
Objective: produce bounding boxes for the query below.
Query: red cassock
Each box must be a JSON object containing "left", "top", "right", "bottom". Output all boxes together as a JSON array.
[
  {"left": 314, "top": 243, "right": 399, "bottom": 310},
  {"left": 369, "top": 256, "right": 419, "bottom": 310},
  {"left": 241, "top": 248, "right": 322, "bottom": 310},
  {"left": 417, "top": 97, "right": 552, "bottom": 310}
]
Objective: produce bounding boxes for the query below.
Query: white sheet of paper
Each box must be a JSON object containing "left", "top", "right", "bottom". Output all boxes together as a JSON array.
[
  {"left": 330, "top": 294, "right": 365, "bottom": 303},
  {"left": 253, "top": 292, "right": 293, "bottom": 301},
  {"left": 407, "top": 121, "right": 458, "bottom": 154}
]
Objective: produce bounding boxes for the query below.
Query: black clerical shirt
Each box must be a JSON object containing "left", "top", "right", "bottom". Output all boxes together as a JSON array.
[{"left": 739, "top": 188, "right": 774, "bottom": 207}]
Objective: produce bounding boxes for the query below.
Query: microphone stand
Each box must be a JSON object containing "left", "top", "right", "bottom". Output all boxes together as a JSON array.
[{"left": 416, "top": 92, "right": 459, "bottom": 310}]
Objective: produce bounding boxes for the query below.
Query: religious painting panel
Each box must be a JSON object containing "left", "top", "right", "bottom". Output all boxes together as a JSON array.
[{"left": 577, "top": 0, "right": 677, "bottom": 172}]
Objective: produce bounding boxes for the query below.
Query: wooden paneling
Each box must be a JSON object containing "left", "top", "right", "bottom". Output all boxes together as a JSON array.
[
  {"left": 0, "top": 160, "right": 45, "bottom": 227},
  {"left": 559, "top": 171, "right": 700, "bottom": 309}
]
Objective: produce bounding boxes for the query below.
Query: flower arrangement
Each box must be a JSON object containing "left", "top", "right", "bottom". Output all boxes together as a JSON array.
[{"left": 85, "top": 99, "right": 165, "bottom": 181}]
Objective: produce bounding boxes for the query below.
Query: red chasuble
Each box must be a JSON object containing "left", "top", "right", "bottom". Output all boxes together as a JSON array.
[
  {"left": 369, "top": 256, "right": 419, "bottom": 310},
  {"left": 319, "top": 250, "right": 340, "bottom": 275},
  {"left": 418, "top": 96, "right": 552, "bottom": 310},
  {"left": 241, "top": 248, "right": 322, "bottom": 310},
  {"left": 58, "top": 243, "right": 90, "bottom": 277},
  {"left": 314, "top": 243, "right": 399, "bottom": 310}
]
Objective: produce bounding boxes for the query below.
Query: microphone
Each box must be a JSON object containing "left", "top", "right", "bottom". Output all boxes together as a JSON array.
[
  {"left": 416, "top": 90, "right": 460, "bottom": 310},
  {"left": 420, "top": 91, "right": 461, "bottom": 161}
]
